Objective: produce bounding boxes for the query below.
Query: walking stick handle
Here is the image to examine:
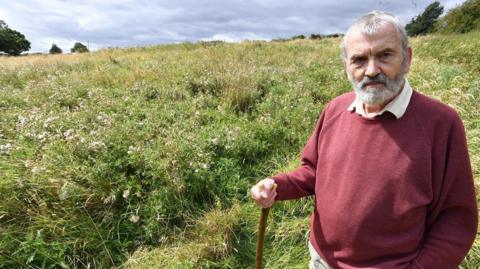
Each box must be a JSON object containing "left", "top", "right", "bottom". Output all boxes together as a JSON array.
[{"left": 256, "top": 207, "right": 270, "bottom": 269}]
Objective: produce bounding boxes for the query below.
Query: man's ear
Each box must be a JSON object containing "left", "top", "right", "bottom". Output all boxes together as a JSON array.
[{"left": 405, "top": 47, "right": 413, "bottom": 72}]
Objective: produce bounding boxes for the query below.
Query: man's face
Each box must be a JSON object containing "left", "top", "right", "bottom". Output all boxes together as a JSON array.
[{"left": 345, "top": 23, "right": 412, "bottom": 105}]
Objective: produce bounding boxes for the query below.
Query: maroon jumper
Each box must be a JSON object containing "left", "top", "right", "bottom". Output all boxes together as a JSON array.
[{"left": 272, "top": 90, "right": 478, "bottom": 269}]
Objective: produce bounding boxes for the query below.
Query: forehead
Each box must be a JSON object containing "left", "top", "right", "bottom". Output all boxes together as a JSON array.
[{"left": 345, "top": 23, "right": 403, "bottom": 56}]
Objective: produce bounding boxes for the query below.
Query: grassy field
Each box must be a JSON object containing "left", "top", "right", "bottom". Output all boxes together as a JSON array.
[{"left": 0, "top": 31, "right": 479, "bottom": 268}]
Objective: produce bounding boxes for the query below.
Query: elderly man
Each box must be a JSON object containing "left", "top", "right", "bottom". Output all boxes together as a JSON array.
[{"left": 251, "top": 10, "right": 478, "bottom": 269}]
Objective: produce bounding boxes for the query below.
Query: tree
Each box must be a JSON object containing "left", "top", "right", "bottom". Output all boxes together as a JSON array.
[
  {"left": 49, "top": 43, "right": 62, "bottom": 54},
  {"left": 0, "top": 20, "right": 7, "bottom": 29},
  {"left": 406, "top": 1, "right": 444, "bottom": 36},
  {"left": 435, "top": 0, "right": 480, "bottom": 34},
  {"left": 70, "top": 42, "right": 89, "bottom": 53},
  {"left": 0, "top": 20, "right": 31, "bottom": 56},
  {"left": 291, "top": 34, "right": 306, "bottom": 40}
]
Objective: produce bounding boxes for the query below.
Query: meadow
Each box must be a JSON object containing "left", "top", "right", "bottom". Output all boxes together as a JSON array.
[{"left": 0, "top": 31, "right": 479, "bottom": 268}]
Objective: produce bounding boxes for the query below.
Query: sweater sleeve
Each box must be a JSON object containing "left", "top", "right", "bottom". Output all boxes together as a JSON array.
[
  {"left": 270, "top": 108, "right": 327, "bottom": 201},
  {"left": 412, "top": 115, "right": 478, "bottom": 269}
]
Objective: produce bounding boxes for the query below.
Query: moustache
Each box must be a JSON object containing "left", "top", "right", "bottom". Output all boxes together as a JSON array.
[{"left": 360, "top": 73, "right": 387, "bottom": 89}]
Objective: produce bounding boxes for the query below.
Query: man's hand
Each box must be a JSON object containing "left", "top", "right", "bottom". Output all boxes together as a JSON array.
[{"left": 251, "top": 178, "right": 277, "bottom": 208}]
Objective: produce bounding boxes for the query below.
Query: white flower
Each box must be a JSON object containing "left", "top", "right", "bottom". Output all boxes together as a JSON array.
[
  {"left": 37, "top": 132, "right": 48, "bottom": 141},
  {"left": 123, "top": 189, "right": 130, "bottom": 199},
  {"left": 127, "top": 146, "right": 137, "bottom": 155},
  {"left": 211, "top": 138, "right": 219, "bottom": 145},
  {"left": 0, "top": 144, "right": 12, "bottom": 154},
  {"left": 63, "top": 129, "right": 75, "bottom": 141},
  {"left": 44, "top": 116, "right": 59, "bottom": 128},
  {"left": 17, "top": 115, "right": 27, "bottom": 127},
  {"left": 24, "top": 160, "right": 33, "bottom": 168},
  {"left": 89, "top": 141, "right": 105, "bottom": 150},
  {"left": 129, "top": 215, "right": 140, "bottom": 223},
  {"left": 31, "top": 166, "right": 44, "bottom": 174},
  {"left": 96, "top": 112, "right": 108, "bottom": 122}
]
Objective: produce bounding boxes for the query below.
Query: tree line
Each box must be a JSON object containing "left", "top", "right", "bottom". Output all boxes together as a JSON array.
[
  {"left": 1, "top": 0, "right": 479, "bottom": 56},
  {"left": 0, "top": 20, "right": 89, "bottom": 56},
  {"left": 48, "top": 42, "right": 89, "bottom": 54},
  {"left": 406, "top": 0, "right": 480, "bottom": 36}
]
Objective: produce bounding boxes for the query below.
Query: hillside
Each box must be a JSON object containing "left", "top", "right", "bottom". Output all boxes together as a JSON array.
[{"left": 0, "top": 32, "right": 479, "bottom": 268}]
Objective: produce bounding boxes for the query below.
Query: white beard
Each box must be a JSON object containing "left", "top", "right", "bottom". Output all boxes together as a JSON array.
[{"left": 348, "top": 71, "right": 406, "bottom": 105}]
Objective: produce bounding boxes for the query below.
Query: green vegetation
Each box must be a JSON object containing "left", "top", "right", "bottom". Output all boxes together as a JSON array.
[
  {"left": 0, "top": 20, "right": 31, "bottom": 56},
  {"left": 49, "top": 43, "right": 62, "bottom": 54},
  {"left": 71, "top": 42, "right": 89, "bottom": 53},
  {"left": 436, "top": 0, "right": 480, "bottom": 34},
  {"left": 407, "top": 0, "right": 480, "bottom": 36},
  {"left": 0, "top": 32, "right": 479, "bottom": 268},
  {"left": 406, "top": 1, "right": 443, "bottom": 36}
]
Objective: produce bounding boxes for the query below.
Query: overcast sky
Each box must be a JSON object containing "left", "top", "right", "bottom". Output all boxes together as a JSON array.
[{"left": 0, "top": 0, "right": 467, "bottom": 53}]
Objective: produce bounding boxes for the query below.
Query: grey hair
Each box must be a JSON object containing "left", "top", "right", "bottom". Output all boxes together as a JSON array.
[{"left": 340, "top": 10, "right": 409, "bottom": 60}]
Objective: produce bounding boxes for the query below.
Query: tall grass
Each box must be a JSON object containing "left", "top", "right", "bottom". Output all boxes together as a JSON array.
[{"left": 0, "top": 32, "right": 478, "bottom": 268}]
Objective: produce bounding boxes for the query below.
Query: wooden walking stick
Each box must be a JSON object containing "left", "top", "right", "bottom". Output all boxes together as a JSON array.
[
  {"left": 255, "top": 183, "right": 276, "bottom": 269},
  {"left": 256, "top": 207, "right": 270, "bottom": 269}
]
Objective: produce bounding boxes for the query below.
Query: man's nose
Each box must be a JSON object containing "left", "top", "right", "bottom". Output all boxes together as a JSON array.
[{"left": 365, "top": 59, "right": 381, "bottom": 78}]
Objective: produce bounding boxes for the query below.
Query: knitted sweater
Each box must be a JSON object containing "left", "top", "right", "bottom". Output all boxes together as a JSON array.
[{"left": 272, "top": 91, "right": 478, "bottom": 269}]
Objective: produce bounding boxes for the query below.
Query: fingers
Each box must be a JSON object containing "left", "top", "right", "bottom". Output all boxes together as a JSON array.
[
  {"left": 251, "top": 178, "right": 278, "bottom": 208},
  {"left": 260, "top": 191, "right": 277, "bottom": 208}
]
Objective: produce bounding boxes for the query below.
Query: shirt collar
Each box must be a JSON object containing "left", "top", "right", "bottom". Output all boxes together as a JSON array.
[{"left": 347, "top": 79, "right": 413, "bottom": 119}]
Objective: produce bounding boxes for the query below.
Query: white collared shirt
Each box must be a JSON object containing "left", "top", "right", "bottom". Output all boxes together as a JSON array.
[{"left": 347, "top": 80, "right": 413, "bottom": 119}]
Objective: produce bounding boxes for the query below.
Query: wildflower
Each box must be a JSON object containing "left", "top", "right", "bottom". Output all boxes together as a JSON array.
[
  {"left": 63, "top": 129, "right": 75, "bottom": 141},
  {"left": 44, "top": 116, "right": 59, "bottom": 128},
  {"left": 89, "top": 141, "right": 105, "bottom": 150},
  {"left": 129, "top": 215, "right": 140, "bottom": 223},
  {"left": 96, "top": 112, "right": 108, "bottom": 123},
  {"left": 127, "top": 146, "right": 137, "bottom": 155},
  {"left": 211, "top": 138, "right": 219, "bottom": 145},
  {"left": 17, "top": 115, "right": 27, "bottom": 127},
  {"left": 37, "top": 132, "right": 47, "bottom": 140},
  {"left": 24, "top": 160, "right": 33, "bottom": 168},
  {"left": 123, "top": 189, "right": 130, "bottom": 199},
  {"left": 31, "top": 166, "right": 44, "bottom": 174},
  {"left": 0, "top": 144, "right": 12, "bottom": 155}
]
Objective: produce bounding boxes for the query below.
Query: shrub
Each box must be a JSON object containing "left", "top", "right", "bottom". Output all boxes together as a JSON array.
[
  {"left": 49, "top": 43, "right": 62, "bottom": 54},
  {"left": 435, "top": 0, "right": 480, "bottom": 34},
  {"left": 71, "top": 42, "right": 89, "bottom": 53},
  {"left": 406, "top": 1, "right": 444, "bottom": 36},
  {"left": 0, "top": 20, "right": 31, "bottom": 56}
]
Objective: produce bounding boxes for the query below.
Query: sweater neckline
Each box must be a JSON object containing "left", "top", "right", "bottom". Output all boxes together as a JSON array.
[
  {"left": 348, "top": 109, "right": 396, "bottom": 124},
  {"left": 347, "top": 91, "right": 417, "bottom": 124}
]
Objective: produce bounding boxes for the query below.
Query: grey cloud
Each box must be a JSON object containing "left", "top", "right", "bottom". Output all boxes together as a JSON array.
[{"left": 0, "top": 0, "right": 468, "bottom": 52}]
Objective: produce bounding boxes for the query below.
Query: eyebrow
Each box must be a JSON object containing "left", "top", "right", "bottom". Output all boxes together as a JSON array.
[
  {"left": 375, "top": 48, "right": 396, "bottom": 55},
  {"left": 349, "top": 48, "right": 397, "bottom": 60}
]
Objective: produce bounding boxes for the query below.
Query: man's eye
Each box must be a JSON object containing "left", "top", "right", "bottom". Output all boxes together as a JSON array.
[
  {"left": 381, "top": 52, "right": 392, "bottom": 58},
  {"left": 352, "top": 58, "right": 366, "bottom": 65}
]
